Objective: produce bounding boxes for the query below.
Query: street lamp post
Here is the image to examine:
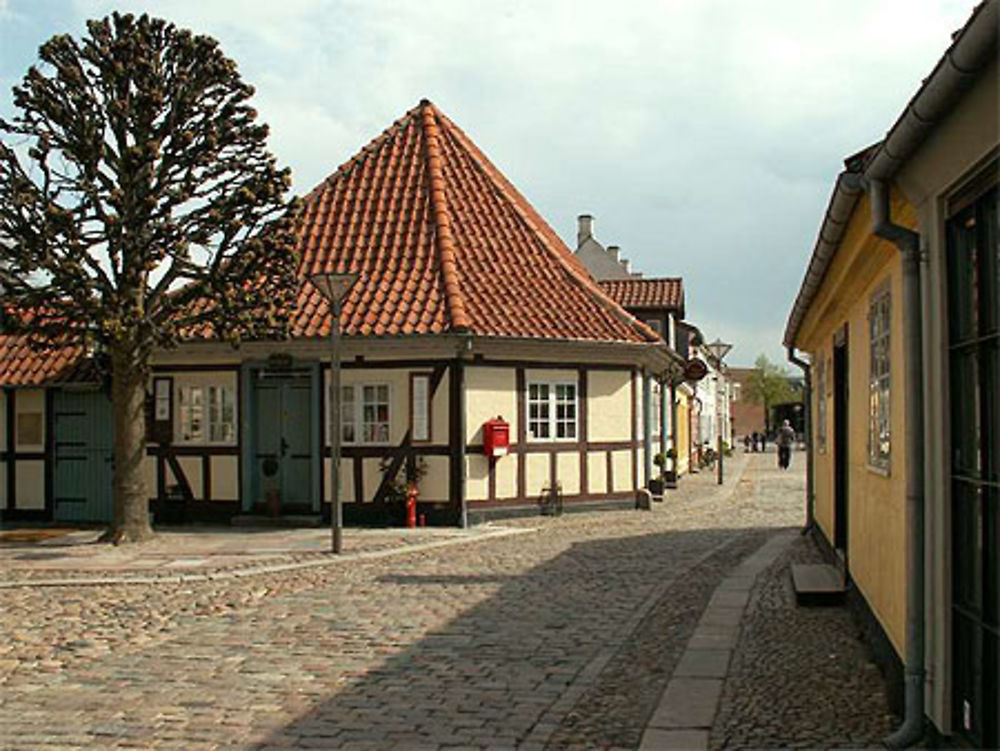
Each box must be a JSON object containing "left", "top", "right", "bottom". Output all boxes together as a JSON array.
[
  {"left": 703, "top": 338, "right": 732, "bottom": 486},
  {"left": 310, "top": 272, "right": 359, "bottom": 554}
]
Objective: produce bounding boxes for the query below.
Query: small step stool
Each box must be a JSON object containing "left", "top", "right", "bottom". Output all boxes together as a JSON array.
[{"left": 791, "top": 563, "right": 846, "bottom": 606}]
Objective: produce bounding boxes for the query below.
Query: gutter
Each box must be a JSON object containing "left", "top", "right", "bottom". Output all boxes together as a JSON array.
[{"left": 786, "top": 347, "right": 813, "bottom": 535}]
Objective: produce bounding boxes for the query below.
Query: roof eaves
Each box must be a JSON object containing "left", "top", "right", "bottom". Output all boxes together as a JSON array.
[{"left": 783, "top": 171, "right": 864, "bottom": 347}]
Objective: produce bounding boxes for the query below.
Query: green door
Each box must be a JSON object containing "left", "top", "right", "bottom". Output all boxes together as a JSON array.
[
  {"left": 253, "top": 373, "right": 313, "bottom": 512},
  {"left": 52, "top": 389, "right": 114, "bottom": 522}
]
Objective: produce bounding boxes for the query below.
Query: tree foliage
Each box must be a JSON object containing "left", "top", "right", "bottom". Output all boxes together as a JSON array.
[
  {"left": 0, "top": 12, "right": 300, "bottom": 355},
  {"left": 0, "top": 13, "right": 300, "bottom": 541},
  {"left": 743, "top": 354, "right": 796, "bottom": 433}
]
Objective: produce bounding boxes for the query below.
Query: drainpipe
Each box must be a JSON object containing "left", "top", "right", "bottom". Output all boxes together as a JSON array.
[
  {"left": 786, "top": 347, "right": 813, "bottom": 535},
  {"left": 870, "top": 178, "right": 925, "bottom": 749}
]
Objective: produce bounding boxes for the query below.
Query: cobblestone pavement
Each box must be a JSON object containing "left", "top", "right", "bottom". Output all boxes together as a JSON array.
[
  {"left": 710, "top": 529, "right": 898, "bottom": 749},
  {"left": 0, "top": 452, "right": 845, "bottom": 750}
]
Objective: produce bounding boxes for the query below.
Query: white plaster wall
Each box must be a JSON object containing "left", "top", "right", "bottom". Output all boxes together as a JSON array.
[
  {"left": 420, "top": 456, "right": 449, "bottom": 502},
  {"left": 556, "top": 452, "right": 580, "bottom": 495},
  {"left": 525, "top": 453, "right": 549, "bottom": 497},
  {"left": 15, "top": 460, "right": 44, "bottom": 509},
  {"left": 466, "top": 367, "right": 516, "bottom": 445},
  {"left": 587, "top": 451, "right": 607, "bottom": 495},
  {"left": 322, "top": 458, "right": 355, "bottom": 504},
  {"left": 588, "top": 370, "right": 632, "bottom": 442},
  {"left": 612, "top": 450, "right": 632, "bottom": 493},
  {"left": 211, "top": 455, "right": 240, "bottom": 501},
  {"left": 466, "top": 454, "right": 489, "bottom": 501},
  {"left": 495, "top": 454, "right": 517, "bottom": 499},
  {"left": 177, "top": 456, "right": 204, "bottom": 500}
]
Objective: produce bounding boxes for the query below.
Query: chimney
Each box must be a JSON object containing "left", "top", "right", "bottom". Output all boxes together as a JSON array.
[
  {"left": 623, "top": 259, "right": 631, "bottom": 274},
  {"left": 607, "top": 245, "right": 620, "bottom": 262},
  {"left": 577, "top": 214, "right": 594, "bottom": 247}
]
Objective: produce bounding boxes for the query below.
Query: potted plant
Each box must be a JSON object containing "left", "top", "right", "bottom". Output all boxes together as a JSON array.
[
  {"left": 663, "top": 448, "right": 678, "bottom": 488},
  {"left": 649, "top": 453, "right": 666, "bottom": 496}
]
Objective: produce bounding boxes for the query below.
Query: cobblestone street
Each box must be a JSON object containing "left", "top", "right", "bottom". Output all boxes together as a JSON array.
[{"left": 0, "top": 453, "right": 895, "bottom": 749}]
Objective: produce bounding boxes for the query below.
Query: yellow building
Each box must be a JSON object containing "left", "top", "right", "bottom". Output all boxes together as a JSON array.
[{"left": 785, "top": 3, "right": 998, "bottom": 746}]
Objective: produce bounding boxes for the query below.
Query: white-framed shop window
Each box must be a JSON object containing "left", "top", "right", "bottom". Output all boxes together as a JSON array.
[
  {"left": 178, "top": 384, "right": 237, "bottom": 444},
  {"left": 527, "top": 381, "right": 577, "bottom": 440}
]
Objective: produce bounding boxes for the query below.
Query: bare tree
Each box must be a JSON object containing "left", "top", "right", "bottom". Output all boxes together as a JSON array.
[{"left": 0, "top": 13, "right": 300, "bottom": 542}]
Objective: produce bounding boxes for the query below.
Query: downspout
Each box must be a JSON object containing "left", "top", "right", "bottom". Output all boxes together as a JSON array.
[
  {"left": 869, "top": 178, "right": 925, "bottom": 749},
  {"left": 786, "top": 347, "right": 813, "bottom": 534}
]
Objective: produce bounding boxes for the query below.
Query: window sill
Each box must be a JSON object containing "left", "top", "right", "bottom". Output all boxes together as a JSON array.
[{"left": 867, "top": 462, "right": 891, "bottom": 477}]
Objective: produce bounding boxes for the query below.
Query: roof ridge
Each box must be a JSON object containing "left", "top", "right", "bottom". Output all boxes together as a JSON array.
[
  {"left": 419, "top": 101, "right": 470, "bottom": 333},
  {"left": 432, "top": 109, "right": 662, "bottom": 346}
]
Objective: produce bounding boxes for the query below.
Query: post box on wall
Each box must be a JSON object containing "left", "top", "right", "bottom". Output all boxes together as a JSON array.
[{"left": 483, "top": 416, "right": 510, "bottom": 458}]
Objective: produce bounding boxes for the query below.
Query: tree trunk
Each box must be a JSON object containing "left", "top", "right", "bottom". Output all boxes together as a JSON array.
[{"left": 105, "top": 345, "right": 154, "bottom": 543}]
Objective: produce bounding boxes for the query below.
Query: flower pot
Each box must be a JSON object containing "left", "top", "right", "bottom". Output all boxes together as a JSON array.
[{"left": 648, "top": 478, "right": 665, "bottom": 496}]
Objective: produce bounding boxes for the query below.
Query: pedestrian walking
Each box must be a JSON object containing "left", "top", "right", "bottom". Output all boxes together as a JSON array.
[
  {"left": 743, "top": 435, "right": 751, "bottom": 453},
  {"left": 777, "top": 419, "right": 795, "bottom": 469}
]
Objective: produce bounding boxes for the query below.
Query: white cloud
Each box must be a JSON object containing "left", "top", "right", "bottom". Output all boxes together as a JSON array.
[{"left": 9, "top": 0, "right": 977, "bottom": 362}]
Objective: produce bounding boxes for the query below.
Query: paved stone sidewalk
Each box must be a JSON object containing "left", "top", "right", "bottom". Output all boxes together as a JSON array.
[{"left": 0, "top": 453, "right": 823, "bottom": 750}]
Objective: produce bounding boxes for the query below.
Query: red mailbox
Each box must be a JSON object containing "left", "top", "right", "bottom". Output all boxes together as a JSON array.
[{"left": 483, "top": 416, "right": 510, "bottom": 457}]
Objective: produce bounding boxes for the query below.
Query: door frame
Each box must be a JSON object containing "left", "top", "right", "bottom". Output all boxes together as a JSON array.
[
  {"left": 833, "top": 325, "right": 850, "bottom": 566},
  {"left": 241, "top": 360, "right": 321, "bottom": 514}
]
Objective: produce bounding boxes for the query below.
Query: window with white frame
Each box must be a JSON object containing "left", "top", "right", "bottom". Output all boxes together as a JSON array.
[
  {"left": 207, "top": 385, "right": 236, "bottom": 443},
  {"left": 411, "top": 373, "right": 431, "bottom": 443},
  {"left": 361, "top": 384, "right": 391, "bottom": 444},
  {"left": 178, "top": 384, "right": 237, "bottom": 444},
  {"left": 330, "top": 384, "right": 391, "bottom": 445},
  {"left": 528, "top": 381, "right": 577, "bottom": 440},
  {"left": 868, "top": 285, "right": 891, "bottom": 468}
]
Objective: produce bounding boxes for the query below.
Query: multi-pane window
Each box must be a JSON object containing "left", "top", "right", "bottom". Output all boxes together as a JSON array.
[
  {"left": 528, "top": 382, "right": 577, "bottom": 440},
  {"left": 179, "top": 386, "right": 204, "bottom": 442},
  {"left": 528, "top": 383, "right": 551, "bottom": 439},
  {"left": 207, "top": 386, "right": 236, "bottom": 443},
  {"left": 340, "top": 385, "right": 356, "bottom": 444},
  {"left": 361, "top": 384, "right": 390, "bottom": 444},
  {"left": 179, "top": 384, "right": 236, "bottom": 444},
  {"left": 868, "top": 285, "right": 891, "bottom": 468},
  {"left": 554, "top": 384, "right": 577, "bottom": 439}
]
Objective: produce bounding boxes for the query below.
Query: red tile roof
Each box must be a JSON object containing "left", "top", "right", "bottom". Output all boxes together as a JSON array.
[
  {"left": 0, "top": 336, "right": 96, "bottom": 387},
  {"left": 295, "top": 100, "right": 658, "bottom": 344},
  {"left": 599, "top": 278, "right": 685, "bottom": 316}
]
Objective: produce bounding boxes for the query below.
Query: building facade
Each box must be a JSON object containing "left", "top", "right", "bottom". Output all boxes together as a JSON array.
[
  {"left": 785, "top": 4, "right": 998, "bottom": 745},
  {"left": 1, "top": 100, "right": 682, "bottom": 526}
]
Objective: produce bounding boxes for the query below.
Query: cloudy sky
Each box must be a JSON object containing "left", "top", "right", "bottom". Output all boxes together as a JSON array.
[{"left": 0, "top": 0, "right": 972, "bottom": 366}]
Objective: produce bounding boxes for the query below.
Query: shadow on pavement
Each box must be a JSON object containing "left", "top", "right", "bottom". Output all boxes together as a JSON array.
[{"left": 255, "top": 525, "right": 773, "bottom": 749}]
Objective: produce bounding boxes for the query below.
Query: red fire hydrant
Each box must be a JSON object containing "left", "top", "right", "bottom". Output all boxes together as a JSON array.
[{"left": 405, "top": 483, "right": 418, "bottom": 529}]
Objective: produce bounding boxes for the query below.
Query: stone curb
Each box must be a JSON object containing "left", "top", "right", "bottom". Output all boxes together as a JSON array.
[
  {"left": 638, "top": 529, "right": 797, "bottom": 750},
  {"left": 0, "top": 527, "right": 537, "bottom": 589},
  {"left": 521, "top": 530, "right": 756, "bottom": 748}
]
